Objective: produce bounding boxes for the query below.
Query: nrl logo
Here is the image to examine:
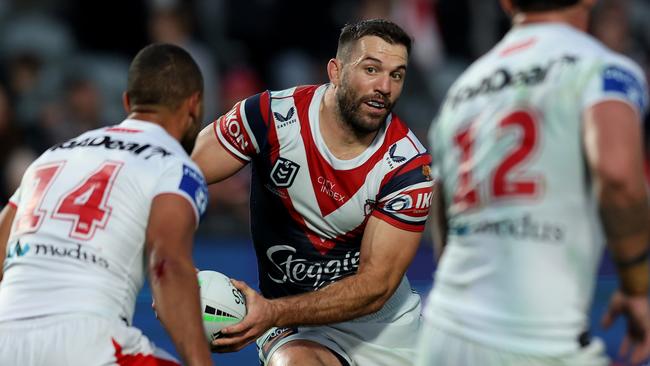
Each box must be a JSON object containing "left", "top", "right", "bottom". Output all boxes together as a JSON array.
[{"left": 270, "top": 157, "right": 300, "bottom": 188}]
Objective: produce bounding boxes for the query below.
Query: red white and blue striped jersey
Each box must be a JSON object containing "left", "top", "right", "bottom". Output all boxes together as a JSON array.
[{"left": 213, "top": 84, "right": 433, "bottom": 297}]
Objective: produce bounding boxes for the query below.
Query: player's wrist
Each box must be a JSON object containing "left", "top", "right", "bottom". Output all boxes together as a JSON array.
[{"left": 267, "top": 298, "right": 283, "bottom": 328}]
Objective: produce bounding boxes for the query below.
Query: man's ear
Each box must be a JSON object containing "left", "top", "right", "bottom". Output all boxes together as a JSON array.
[
  {"left": 327, "top": 58, "right": 342, "bottom": 88},
  {"left": 122, "top": 92, "right": 131, "bottom": 114}
]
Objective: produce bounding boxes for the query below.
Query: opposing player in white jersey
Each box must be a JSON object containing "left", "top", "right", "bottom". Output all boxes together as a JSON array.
[
  {"left": 417, "top": 0, "right": 650, "bottom": 365},
  {"left": 0, "top": 44, "right": 213, "bottom": 366},
  {"left": 192, "top": 19, "right": 433, "bottom": 365}
]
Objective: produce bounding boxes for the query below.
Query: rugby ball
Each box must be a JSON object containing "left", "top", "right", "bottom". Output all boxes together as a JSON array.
[{"left": 197, "top": 270, "right": 247, "bottom": 342}]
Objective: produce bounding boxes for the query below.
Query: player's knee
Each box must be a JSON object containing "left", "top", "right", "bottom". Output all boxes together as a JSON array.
[{"left": 268, "top": 340, "right": 343, "bottom": 366}]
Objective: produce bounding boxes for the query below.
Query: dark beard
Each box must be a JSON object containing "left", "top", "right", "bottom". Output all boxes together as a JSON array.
[
  {"left": 181, "top": 134, "right": 196, "bottom": 155},
  {"left": 181, "top": 118, "right": 201, "bottom": 155},
  {"left": 336, "top": 83, "right": 392, "bottom": 136}
]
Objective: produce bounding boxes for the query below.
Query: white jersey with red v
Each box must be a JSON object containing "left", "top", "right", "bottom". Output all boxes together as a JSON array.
[{"left": 214, "top": 84, "right": 433, "bottom": 298}]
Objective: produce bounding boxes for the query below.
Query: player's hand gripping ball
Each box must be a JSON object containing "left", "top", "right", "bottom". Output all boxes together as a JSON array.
[{"left": 197, "top": 270, "right": 247, "bottom": 342}]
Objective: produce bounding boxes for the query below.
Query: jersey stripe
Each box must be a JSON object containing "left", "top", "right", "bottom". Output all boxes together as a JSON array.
[
  {"left": 243, "top": 92, "right": 270, "bottom": 153},
  {"left": 371, "top": 210, "right": 425, "bottom": 232}
]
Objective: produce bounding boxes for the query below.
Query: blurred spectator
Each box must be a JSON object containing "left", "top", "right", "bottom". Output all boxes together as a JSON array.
[
  {"left": 0, "top": 0, "right": 647, "bottom": 237},
  {"left": 63, "top": 0, "right": 148, "bottom": 56},
  {"left": 148, "top": 0, "right": 220, "bottom": 123},
  {"left": 197, "top": 66, "right": 264, "bottom": 236},
  {"left": 220, "top": 66, "right": 263, "bottom": 114},
  {"left": 41, "top": 77, "right": 102, "bottom": 144},
  {"left": 4, "top": 148, "right": 38, "bottom": 199},
  {"left": 0, "top": 83, "right": 18, "bottom": 203}
]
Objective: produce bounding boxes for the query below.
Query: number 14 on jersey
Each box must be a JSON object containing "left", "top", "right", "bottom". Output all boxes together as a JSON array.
[{"left": 14, "top": 161, "right": 123, "bottom": 240}]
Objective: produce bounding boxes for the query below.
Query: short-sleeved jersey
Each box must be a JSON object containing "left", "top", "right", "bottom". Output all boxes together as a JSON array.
[
  {"left": 0, "top": 119, "right": 208, "bottom": 324},
  {"left": 426, "top": 23, "right": 649, "bottom": 355},
  {"left": 214, "top": 84, "right": 432, "bottom": 298}
]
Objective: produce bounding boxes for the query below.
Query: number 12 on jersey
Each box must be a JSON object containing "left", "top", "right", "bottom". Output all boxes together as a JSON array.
[
  {"left": 14, "top": 161, "right": 123, "bottom": 240},
  {"left": 452, "top": 109, "right": 542, "bottom": 212}
]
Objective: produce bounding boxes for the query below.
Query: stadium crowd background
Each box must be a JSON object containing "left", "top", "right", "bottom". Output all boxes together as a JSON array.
[{"left": 0, "top": 0, "right": 648, "bottom": 237}]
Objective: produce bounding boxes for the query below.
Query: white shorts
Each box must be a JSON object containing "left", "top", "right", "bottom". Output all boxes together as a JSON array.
[
  {"left": 257, "top": 281, "right": 421, "bottom": 366},
  {"left": 415, "top": 320, "right": 609, "bottom": 366},
  {"left": 0, "top": 314, "right": 179, "bottom": 366}
]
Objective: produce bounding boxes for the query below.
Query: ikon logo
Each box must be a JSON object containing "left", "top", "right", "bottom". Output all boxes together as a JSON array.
[{"left": 270, "top": 158, "right": 300, "bottom": 188}]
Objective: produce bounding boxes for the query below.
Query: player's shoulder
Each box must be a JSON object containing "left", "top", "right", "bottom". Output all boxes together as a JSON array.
[
  {"left": 569, "top": 34, "right": 648, "bottom": 112},
  {"left": 381, "top": 115, "right": 429, "bottom": 169},
  {"left": 233, "top": 84, "right": 321, "bottom": 119},
  {"left": 268, "top": 84, "right": 319, "bottom": 100},
  {"left": 594, "top": 47, "right": 646, "bottom": 83}
]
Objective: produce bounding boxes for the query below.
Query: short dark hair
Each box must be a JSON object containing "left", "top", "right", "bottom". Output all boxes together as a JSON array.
[
  {"left": 127, "top": 43, "right": 203, "bottom": 110},
  {"left": 337, "top": 19, "right": 412, "bottom": 60},
  {"left": 511, "top": 0, "right": 580, "bottom": 12}
]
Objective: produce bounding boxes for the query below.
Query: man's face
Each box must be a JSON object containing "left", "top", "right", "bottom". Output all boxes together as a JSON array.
[{"left": 335, "top": 36, "right": 408, "bottom": 135}]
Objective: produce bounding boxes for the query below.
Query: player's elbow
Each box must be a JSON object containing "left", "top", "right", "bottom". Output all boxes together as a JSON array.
[
  {"left": 594, "top": 164, "right": 646, "bottom": 205},
  {"left": 363, "top": 282, "right": 394, "bottom": 315}
]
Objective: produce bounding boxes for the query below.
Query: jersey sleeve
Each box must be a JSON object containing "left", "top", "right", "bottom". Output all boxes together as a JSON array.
[
  {"left": 372, "top": 154, "right": 434, "bottom": 232},
  {"left": 213, "top": 91, "right": 270, "bottom": 162},
  {"left": 152, "top": 162, "right": 209, "bottom": 227},
  {"left": 7, "top": 187, "right": 21, "bottom": 208},
  {"left": 581, "top": 56, "right": 649, "bottom": 118},
  {"left": 427, "top": 119, "right": 443, "bottom": 181}
]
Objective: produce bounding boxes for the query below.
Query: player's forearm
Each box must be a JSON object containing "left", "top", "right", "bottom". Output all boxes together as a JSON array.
[
  {"left": 598, "top": 183, "right": 650, "bottom": 296},
  {"left": 431, "top": 180, "right": 447, "bottom": 262},
  {"left": 270, "top": 271, "right": 394, "bottom": 328},
  {"left": 149, "top": 255, "right": 212, "bottom": 366},
  {"left": 0, "top": 205, "right": 17, "bottom": 282}
]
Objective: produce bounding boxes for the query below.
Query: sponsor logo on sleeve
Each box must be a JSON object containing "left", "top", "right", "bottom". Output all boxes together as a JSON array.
[
  {"left": 221, "top": 104, "right": 250, "bottom": 152},
  {"left": 383, "top": 190, "right": 432, "bottom": 214},
  {"left": 603, "top": 65, "right": 647, "bottom": 111},
  {"left": 384, "top": 194, "right": 413, "bottom": 213},
  {"left": 179, "top": 164, "right": 209, "bottom": 217}
]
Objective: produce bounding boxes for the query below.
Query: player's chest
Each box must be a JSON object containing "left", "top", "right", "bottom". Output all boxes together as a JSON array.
[{"left": 257, "top": 141, "right": 382, "bottom": 225}]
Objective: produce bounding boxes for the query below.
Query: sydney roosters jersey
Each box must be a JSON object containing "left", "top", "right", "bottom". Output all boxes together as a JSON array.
[{"left": 214, "top": 84, "right": 432, "bottom": 297}]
